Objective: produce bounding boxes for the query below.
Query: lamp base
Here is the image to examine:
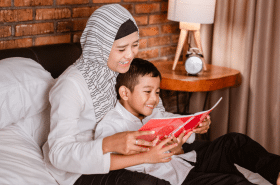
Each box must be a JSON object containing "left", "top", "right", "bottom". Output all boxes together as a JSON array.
[{"left": 172, "top": 22, "right": 207, "bottom": 71}]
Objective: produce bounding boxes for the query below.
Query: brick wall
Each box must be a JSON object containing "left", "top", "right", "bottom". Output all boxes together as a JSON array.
[{"left": 0, "top": 0, "right": 180, "bottom": 61}]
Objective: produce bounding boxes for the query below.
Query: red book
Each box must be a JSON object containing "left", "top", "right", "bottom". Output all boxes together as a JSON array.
[{"left": 137, "top": 97, "right": 223, "bottom": 142}]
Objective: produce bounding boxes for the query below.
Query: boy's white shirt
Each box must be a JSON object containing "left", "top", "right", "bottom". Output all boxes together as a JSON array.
[{"left": 95, "top": 101, "right": 197, "bottom": 185}]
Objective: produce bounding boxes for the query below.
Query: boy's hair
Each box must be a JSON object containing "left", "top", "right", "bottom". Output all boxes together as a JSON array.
[{"left": 116, "top": 58, "right": 161, "bottom": 100}]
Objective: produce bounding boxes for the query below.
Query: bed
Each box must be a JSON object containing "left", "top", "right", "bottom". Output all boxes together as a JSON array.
[{"left": 0, "top": 43, "right": 271, "bottom": 185}]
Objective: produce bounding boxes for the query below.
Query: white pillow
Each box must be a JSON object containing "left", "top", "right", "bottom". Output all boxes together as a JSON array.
[
  {"left": 17, "top": 105, "right": 51, "bottom": 147},
  {"left": 0, "top": 57, "right": 54, "bottom": 129},
  {"left": 0, "top": 124, "right": 58, "bottom": 185}
]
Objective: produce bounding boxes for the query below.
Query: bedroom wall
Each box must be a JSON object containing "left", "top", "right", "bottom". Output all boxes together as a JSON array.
[
  {"left": 0, "top": 0, "right": 181, "bottom": 112},
  {"left": 0, "top": 0, "right": 180, "bottom": 62}
]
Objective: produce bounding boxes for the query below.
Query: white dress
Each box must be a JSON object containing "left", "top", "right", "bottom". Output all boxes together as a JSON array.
[
  {"left": 43, "top": 66, "right": 111, "bottom": 185},
  {"left": 95, "top": 101, "right": 197, "bottom": 185}
]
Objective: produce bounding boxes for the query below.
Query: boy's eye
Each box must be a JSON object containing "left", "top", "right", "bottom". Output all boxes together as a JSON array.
[
  {"left": 119, "top": 49, "right": 125, "bottom": 52},
  {"left": 133, "top": 43, "right": 139, "bottom": 47},
  {"left": 144, "top": 91, "right": 151, "bottom": 93},
  {"left": 156, "top": 91, "right": 160, "bottom": 95}
]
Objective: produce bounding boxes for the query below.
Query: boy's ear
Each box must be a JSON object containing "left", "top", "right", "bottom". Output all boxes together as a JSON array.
[{"left": 119, "top": 86, "right": 129, "bottom": 101}]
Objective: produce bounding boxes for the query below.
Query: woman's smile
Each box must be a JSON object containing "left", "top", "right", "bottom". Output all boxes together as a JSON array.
[{"left": 119, "top": 60, "right": 131, "bottom": 66}]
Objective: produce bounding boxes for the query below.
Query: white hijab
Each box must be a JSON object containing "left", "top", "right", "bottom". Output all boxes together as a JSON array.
[{"left": 74, "top": 4, "right": 138, "bottom": 123}]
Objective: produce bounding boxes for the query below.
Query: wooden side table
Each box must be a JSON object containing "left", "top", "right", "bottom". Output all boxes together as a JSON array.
[
  {"left": 152, "top": 60, "right": 242, "bottom": 140},
  {"left": 152, "top": 61, "right": 242, "bottom": 92}
]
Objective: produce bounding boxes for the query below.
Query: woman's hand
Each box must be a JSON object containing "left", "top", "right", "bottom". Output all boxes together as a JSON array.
[
  {"left": 142, "top": 137, "right": 177, "bottom": 164},
  {"left": 193, "top": 115, "right": 211, "bottom": 134},
  {"left": 109, "top": 137, "right": 176, "bottom": 170},
  {"left": 102, "top": 130, "right": 155, "bottom": 155}
]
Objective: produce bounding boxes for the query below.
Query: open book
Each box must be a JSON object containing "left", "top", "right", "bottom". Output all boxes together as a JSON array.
[{"left": 137, "top": 97, "right": 223, "bottom": 142}]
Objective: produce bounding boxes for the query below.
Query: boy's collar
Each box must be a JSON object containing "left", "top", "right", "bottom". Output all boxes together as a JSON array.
[
  {"left": 115, "top": 101, "right": 142, "bottom": 122},
  {"left": 115, "top": 101, "right": 155, "bottom": 124}
]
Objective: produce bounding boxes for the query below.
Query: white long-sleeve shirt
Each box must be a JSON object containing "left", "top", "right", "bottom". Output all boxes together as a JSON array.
[
  {"left": 43, "top": 66, "right": 111, "bottom": 185},
  {"left": 95, "top": 101, "right": 197, "bottom": 185}
]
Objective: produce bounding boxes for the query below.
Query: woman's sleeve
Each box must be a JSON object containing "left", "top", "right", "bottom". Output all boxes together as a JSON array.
[{"left": 47, "top": 78, "right": 110, "bottom": 174}]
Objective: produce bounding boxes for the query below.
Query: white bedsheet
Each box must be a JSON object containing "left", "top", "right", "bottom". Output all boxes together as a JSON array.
[
  {"left": 0, "top": 124, "right": 58, "bottom": 185},
  {"left": 0, "top": 120, "right": 272, "bottom": 185}
]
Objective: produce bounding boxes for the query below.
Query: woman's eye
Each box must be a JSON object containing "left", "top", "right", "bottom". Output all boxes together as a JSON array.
[
  {"left": 119, "top": 49, "right": 125, "bottom": 52},
  {"left": 133, "top": 44, "right": 139, "bottom": 47},
  {"left": 156, "top": 91, "right": 160, "bottom": 95},
  {"left": 144, "top": 91, "right": 151, "bottom": 94}
]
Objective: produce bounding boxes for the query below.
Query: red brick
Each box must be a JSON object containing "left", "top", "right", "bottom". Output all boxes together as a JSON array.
[
  {"left": 122, "top": 4, "right": 133, "bottom": 14},
  {"left": 0, "top": 0, "right": 11, "bottom": 7},
  {"left": 14, "top": 0, "right": 52, "bottom": 6},
  {"left": 56, "top": 19, "right": 87, "bottom": 32},
  {"left": 124, "top": 0, "right": 147, "bottom": 2},
  {"left": 139, "top": 26, "right": 159, "bottom": 37},
  {"left": 73, "top": 19, "right": 87, "bottom": 31},
  {"left": 149, "top": 13, "right": 168, "bottom": 24},
  {"left": 134, "top": 15, "right": 148, "bottom": 26},
  {"left": 72, "top": 6, "right": 100, "bottom": 18},
  {"left": 73, "top": 32, "right": 82, "bottom": 43},
  {"left": 15, "top": 22, "right": 54, "bottom": 36},
  {"left": 0, "top": 38, "right": 32, "bottom": 50},
  {"left": 56, "top": 0, "right": 88, "bottom": 5},
  {"left": 161, "top": 23, "right": 180, "bottom": 34},
  {"left": 150, "top": 57, "right": 170, "bottom": 63},
  {"left": 0, "top": 26, "right": 11, "bottom": 38},
  {"left": 35, "top": 34, "right": 71, "bottom": 46},
  {"left": 148, "top": 36, "right": 170, "bottom": 47},
  {"left": 0, "top": 9, "right": 33, "bottom": 23},
  {"left": 171, "top": 34, "right": 179, "bottom": 44},
  {"left": 36, "top": 8, "right": 71, "bottom": 20},
  {"left": 136, "top": 49, "right": 159, "bottom": 59},
  {"left": 92, "top": 0, "right": 120, "bottom": 3},
  {"left": 161, "top": 2, "right": 168, "bottom": 12},
  {"left": 135, "top": 3, "right": 160, "bottom": 14},
  {"left": 160, "top": 46, "right": 177, "bottom": 56},
  {"left": 139, "top": 38, "right": 147, "bottom": 49},
  {"left": 57, "top": 21, "right": 73, "bottom": 32}
]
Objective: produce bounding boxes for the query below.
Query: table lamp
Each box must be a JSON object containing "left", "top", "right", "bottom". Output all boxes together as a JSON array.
[{"left": 168, "top": 0, "right": 216, "bottom": 71}]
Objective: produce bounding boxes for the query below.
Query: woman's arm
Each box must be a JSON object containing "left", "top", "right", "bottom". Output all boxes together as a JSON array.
[
  {"left": 102, "top": 130, "right": 156, "bottom": 155},
  {"left": 95, "top": 113, "right": 177, "bottom": 170},
  {"left": 109, "top": 137, "right": 176, "bottom": 171},
  {"left": 48, "top": 75, "right": 111, "bottom": 174},
  {"left": 95, "top": 110, "right": 159, "bottom": 155}
]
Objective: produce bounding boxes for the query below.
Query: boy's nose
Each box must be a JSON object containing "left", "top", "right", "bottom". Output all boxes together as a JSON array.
[{"left": 150, "top": 93, "right": 158, "bottom": 102}]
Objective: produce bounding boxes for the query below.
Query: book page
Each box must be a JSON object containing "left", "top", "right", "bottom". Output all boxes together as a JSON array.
[{"left": 137, "top": 97, "right": 222, "bottom": 142}]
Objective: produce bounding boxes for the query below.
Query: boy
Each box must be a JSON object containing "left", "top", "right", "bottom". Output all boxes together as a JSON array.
[{"left": 95, "top": 58, "right": 280, "bottom": 185}]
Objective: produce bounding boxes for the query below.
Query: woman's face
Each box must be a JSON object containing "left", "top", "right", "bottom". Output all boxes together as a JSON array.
[{"left": 107, "top": 31, "right": 139, "bottom": 73}]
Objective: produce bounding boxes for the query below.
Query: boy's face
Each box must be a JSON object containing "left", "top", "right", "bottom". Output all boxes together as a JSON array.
[{"left": 124, "top": 75, "right": 160, "bottom": 120}]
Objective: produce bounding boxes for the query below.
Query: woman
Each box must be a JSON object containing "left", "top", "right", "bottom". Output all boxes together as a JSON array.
[{"left": 43, "top": 4, "right": 210, "bottom": 185}]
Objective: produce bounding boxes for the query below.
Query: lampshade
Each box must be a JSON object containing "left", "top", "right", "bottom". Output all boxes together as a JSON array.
[{"left": 168, "top": 0, "right": 216, "bottom": 24}]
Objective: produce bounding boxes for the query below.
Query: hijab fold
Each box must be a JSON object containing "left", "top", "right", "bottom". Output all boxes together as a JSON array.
[{"left": 74, "top": 4, "right": 138, "bottom": 123}]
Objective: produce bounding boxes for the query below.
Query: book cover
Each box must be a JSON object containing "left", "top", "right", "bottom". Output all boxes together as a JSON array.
[{"left": 137, "top": 97, "right": 223, "bottom": 142}]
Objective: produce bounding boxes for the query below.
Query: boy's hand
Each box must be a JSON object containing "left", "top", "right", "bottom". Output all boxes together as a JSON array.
[
  {"left": 193, "top": 115, "right": 211, "bottom": 134},
  {"left": 142, "top": 136, "right": 177, "bottom": 164},
  {"left": 167, "top": 131, "right": 193, "bottom": 155}
]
